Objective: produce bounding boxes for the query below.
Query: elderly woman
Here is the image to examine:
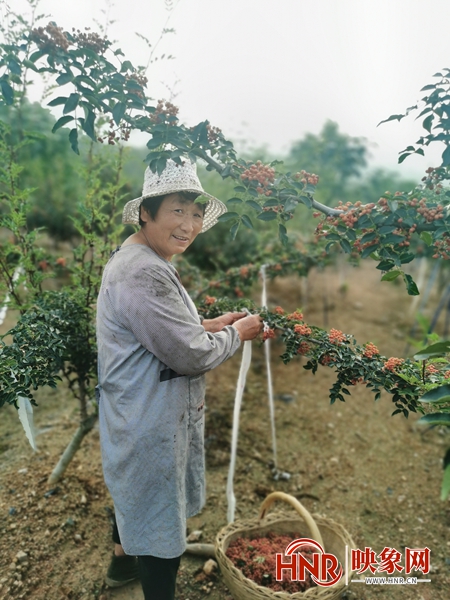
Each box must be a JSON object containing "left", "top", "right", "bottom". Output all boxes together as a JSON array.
[{"left": 96, "top": 159, "right": 262, "bottom": 600}]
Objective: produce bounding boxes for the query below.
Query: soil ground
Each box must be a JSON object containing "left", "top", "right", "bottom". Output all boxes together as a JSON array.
[{"left": 1, "top": 260, "right": 450, "bottom": 600}]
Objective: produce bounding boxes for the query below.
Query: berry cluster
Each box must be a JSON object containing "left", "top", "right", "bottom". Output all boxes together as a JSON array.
[
  {"left": 98, "top": 120, "right": 131, "bottom": 145},
  {"left": 206, "top": 124, "right": 221, "bottom": 143},
  {"left": 126, "top": 73, "right": 148, "bottom": 98},
  {"left": 384, "top": 357, "right": 404, "bottom": 373},
  {"left": 240, "top": 161, "right": 275, "bottom": 194},
  {"left": 71, "top": 28, "right": 110, "bottom": 54},
  {"left": 31, "top": 24, "right": 70, "bottom": 52},
  {"left": 363, "top": 343, "right": 379, "bottom": 358},
  {"left": 294, "top": 323, "right": 312, "bottom": 336},
  {"left": 294, "top": 170, "right": 319, "bottom": 185},
  {"left": 262, "top": 328, "right": 276, "bottom": 341},
  {"left": 150, "top": 100, "right": 179, "bottom": 125},
  {"left": 328, "top": 329, "right": 346, "bottom": 344}
]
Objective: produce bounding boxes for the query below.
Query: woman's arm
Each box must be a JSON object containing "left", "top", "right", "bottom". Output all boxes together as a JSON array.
[{"left": 202, "top": 312, "right": 246, "bottom": 333}]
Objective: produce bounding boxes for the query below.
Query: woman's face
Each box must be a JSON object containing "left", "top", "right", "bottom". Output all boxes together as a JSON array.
[{"left": 141, "top": 193, "right": 204, "bottom": 261}]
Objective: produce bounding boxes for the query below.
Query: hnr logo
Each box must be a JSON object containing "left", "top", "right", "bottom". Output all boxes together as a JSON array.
[{"left": 276, "top": 538, "right": 343, "bottom": 587}]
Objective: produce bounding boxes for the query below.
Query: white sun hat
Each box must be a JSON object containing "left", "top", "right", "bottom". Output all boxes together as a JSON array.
[{"left": 122, "top": 158, "right": 227, "bottom": 233}]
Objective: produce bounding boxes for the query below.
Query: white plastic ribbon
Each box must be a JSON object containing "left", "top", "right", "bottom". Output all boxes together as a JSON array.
[
  {"left": 260, "top": 264, "right": 278, "bottom": 469},
  {"left": 17, "top": 396, "right": 37, "bottom": 451},
  {"left": 226, "top": 339, "right": 252, "bottom": 523}
]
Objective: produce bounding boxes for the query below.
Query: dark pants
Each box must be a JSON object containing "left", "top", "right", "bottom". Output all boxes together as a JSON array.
[{"left": 112, "top": 516, "right": 181, "bottom": 600}]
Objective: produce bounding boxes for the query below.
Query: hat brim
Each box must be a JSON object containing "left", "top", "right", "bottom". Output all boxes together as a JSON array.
[{"left": 122, "top": 190, "right": 227, "bottom": 233}]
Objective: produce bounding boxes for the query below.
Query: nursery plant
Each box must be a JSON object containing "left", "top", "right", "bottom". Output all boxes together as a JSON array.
[{"left": 1, "top": 0, "right": 450, "bottom": 490}]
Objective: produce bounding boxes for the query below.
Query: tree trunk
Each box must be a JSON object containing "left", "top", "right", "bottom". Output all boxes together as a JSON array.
[{"left": 47, "top": 413, "right": 97, "bottom": 484}]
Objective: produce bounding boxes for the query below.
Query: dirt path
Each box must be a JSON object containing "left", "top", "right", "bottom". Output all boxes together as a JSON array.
[{"left": 1, "top": 261, "right": 449, "bottom": 600}]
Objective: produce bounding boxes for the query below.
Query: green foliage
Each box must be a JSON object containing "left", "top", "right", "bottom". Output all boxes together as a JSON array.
[
  {"left": 0, "top": 290, "right": 87, "bottom": 407},
  {"left": 197, "top": 299, "right": 450, "bottom": 418},
  {"left": 380, "top": 68, "right": 450, "bottom": 166}
]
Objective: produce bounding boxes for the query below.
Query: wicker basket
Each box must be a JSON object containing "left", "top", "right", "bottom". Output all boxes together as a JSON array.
[{"left": 215, "top": 491, "right": 355, "bottom": 600}]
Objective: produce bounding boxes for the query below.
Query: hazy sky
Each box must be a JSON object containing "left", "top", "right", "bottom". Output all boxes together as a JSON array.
[{"left": 11, "top": 0, "right": 450, "bottom": 178}]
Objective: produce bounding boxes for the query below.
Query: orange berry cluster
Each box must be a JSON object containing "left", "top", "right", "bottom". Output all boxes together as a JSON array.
[
  {"left": 239, "top": 266, "right": 249, "bottom": 278},
  {"left": 274, "top": 306, "right": 284, "bottom": 314},
  {"left": 383, "top": 357, "right": 404, "bottom": 372},
  {"left": 150, "top": 100, "right": 179, "bottom": 125},
  {"left": 328, "top": 329, "right": 346, "bottom": 344},
  {"left": 287, "top": 310, "right": 304, "bottom": 321},
  {"left": 293, "top": 170, "right": 319, "bottom": 185},
  {"left": 294, "top": 324, "right": 312, "bottom": 336},
  {"left": 263, "top": 328, "right": 276, "bottom": 341},
  {"left": 425, "top": 364, "right": 440, "bottom": 375},
  {"left": 240, "top": 161, "right": 275, "bottom": 193},
  {"left": 409, "top": 197, "right": 445, "bottom": 222},
  {"left": 204, "top": 296, "right": 216, "bottom": 305},
  {"left": 363, "top": 342, "right": 379, "bottom": 358},
  {"left": 297, "top": 341, "right": 310, "bottom": 355}
]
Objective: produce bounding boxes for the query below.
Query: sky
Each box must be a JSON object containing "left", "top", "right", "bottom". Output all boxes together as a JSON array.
[{"left": 10, "top": 0, "right": 450, "bottom": 179}]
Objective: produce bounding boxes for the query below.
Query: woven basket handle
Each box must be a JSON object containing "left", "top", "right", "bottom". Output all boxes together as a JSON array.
[{"left": 258, "top": 491, "right": 325, "bottom": 550}]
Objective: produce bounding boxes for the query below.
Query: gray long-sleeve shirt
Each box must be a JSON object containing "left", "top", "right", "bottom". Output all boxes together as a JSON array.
[{"left": 96, "top": 244, "right": 241, "bottom": 557}]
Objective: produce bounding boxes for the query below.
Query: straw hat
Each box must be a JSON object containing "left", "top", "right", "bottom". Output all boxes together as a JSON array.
[{"left": 122, "top": 159, "right": 227, "bottom": 233}]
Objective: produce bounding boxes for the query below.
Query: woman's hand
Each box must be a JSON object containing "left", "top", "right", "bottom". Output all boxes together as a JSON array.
[
  {"left": 202, "top": 312, "right": 247, "bottom": 333},
  {"left": 231, "top": 314, "right": 263, "bottom": 341}
]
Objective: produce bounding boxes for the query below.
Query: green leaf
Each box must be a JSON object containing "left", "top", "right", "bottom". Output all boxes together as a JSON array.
[
  {"left": 120, "top": 60, "right": 134, "bottom": 72},
  {"left": 112, "top": 101, "right": 126, "bottom": 125},
  {"left": 340, "top": 239, "right": 352, "bottom": 254},
  {"left": 52, "top": 115, "right": 73, "bottom": 133},
  {"left": 360, "top": 231, "right": 377, "bottom": 244},
  {"left": 414, "top": 342, "right": 450, "bottom": 361},
  {"left": 420, "top": 231, "right": 433, "bottom": 246},
  {"left": 56, "top": 70, "right": 74, "bottom": 85},
  {"left": 0, "top": 79, "right": 14, "bottom": 105},
  {"left": 229, "top": 221, "right": 240, "bottom": 241},
  {"left": 156, "top": 157, "right": 167, "bottom": 175},
  {"left": 398, "top": 152, "right": 411, "bottom": 164},
  {"left": 47, "top": 96, "right": 68, "bottom": 107},
  {"left": 278, "top": 223, "right": 288, "bottom": 245},
  {"left": 403, "top": 273, "right": 419, "bottom": 296},
  {"left": 378, "top": 114, "right": 405, "bottom": 126},
  {"left": 376, "top": 260, "right": 395, "bottom": 271},
  {"left": 241, "top": 214, "right": 254, "bottom": 229},
  {"left": 245, "top": 200, "right": 261, "bottom": 211},
  {"left": 381, "top": 270, "right": 401, "bottom": 281},
  {"left": 82, "top": 110, "right": 96, "bottom": 142},
  {"left": 257, "top": 211, "right": 277, "bottom": 221},
  {"left": 8, "top": 58, "right": 22, "bottom": 75},
  {"left": 442, "top": 144, "right": 450, "bottom": 167},
  {"left": 218, "top": 212, "right": 239, "bottom": 222},
  {"left": 226, "top": 197, "right": 243, "bottom": 205},
  {"left": 417, "top": 412, "right": 450, "bottom": 426},
  {"left": 441, "top": 461, "right": 450, "bottom": 501},
  {"left": 284, "top": 198, "right": 298, "bottom": 212},
  {"left": 419, "top": 384, "right": 450, "bottom": 404},
  {"left": 423, "top": 114, "right": 434, "bottom": 132},
  {"left": 234, "top": 186, "right": 247, "bottom": 193},
  {"left": 69, "top": 128, "right": 79, "bottom": 155},
  {"left": 299, "top": 195, "right": 312, "bottom": 208},
  {"left": 361, "top": 245, "right": 378, "bottom": 258},
  {"left": 63, "top": 93, "right": 80, "bottom": 114}
]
